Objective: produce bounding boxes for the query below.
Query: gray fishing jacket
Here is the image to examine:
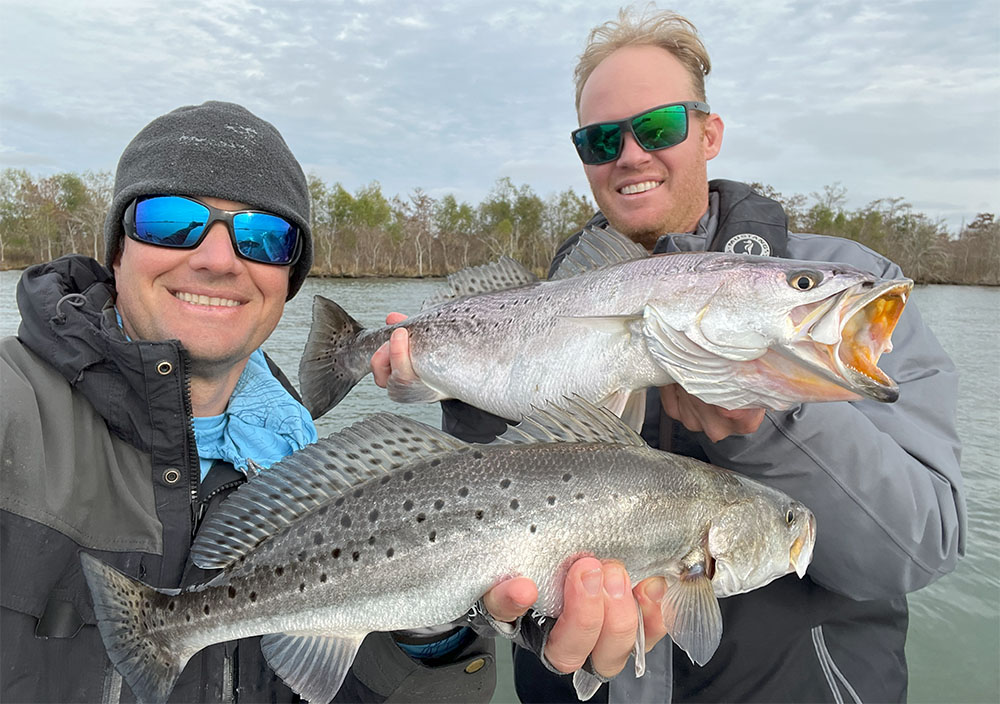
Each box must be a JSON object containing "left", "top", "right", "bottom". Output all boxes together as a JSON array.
[
  {"left": 0, "top": 255, "right": 495, "bottom": 703},
  {"left": 442, "top": 180, "right": 966, "bottom": 703}
]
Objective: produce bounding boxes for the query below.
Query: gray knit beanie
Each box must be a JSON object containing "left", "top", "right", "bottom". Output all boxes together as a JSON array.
[{"left": 104, "top": 101, "right": 312, "bottom": 300}]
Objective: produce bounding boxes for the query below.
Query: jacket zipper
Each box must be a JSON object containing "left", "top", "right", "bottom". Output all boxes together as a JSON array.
[{"left": 177, "top": 348, "right": 201, "bottom": 535}]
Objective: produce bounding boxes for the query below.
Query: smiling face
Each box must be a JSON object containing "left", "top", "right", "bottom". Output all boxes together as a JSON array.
[
  {"left": 578, "top": 44, "right": 724, "bottom": 249},
  {"left": 113, "top": 195, "right": 290, "bottom": 377}
]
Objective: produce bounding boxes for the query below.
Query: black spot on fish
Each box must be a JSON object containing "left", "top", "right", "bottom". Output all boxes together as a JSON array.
[
  {"left": 335, "top": 497, "right": 345, "bottom": 507},
  {"left": 403, "top": 500, "right": 414, "bottom": 511},
  {"left": 475, "top": 510, "right": 484, "bottom": 520},
  {"left": 368, "top": 535, "right": 376, "bottom": 545},
  {"left": 510, "top": 500, "right": 519, "bottom": 510},
  {"left": 385, "top": 438, "right": 397, "bottom": 445},
  {"left": 353, "top": 488, "right": 364, "bottom": 498},
  {"left": 299, "top": 583, "right": 306, "bottom": 592},
  {"left": 458, "top": 487, "right": 469, "bottom": 497},
  {"left": 204, "top": 605, "right": 211, "bottom": 615},
  {"left": 473, "top": 450, "right": 484, "bottom": 459},
  {"left": 347, "top": 453, "right": 359, "bottom": 460},
  {"left": 434, "top": 500, "right": 444, "bottom": 510},
  {"left": 372, "top": 443, "right": 383, "bottom": 449},
  {"left": 275, "top": 567, "right": 284, "bottom": 576},
  {"left": 500, "top": 479, "right": 511, "bottom": 489},
  {"left": 332, "top": 548, "right": 341, "bottom": 559},
  {"left": 380, "top": 475, "right": 391, "bottom": 484},
  {"left": 562, "top": 473, "right": 572, "bottom": 482},
  {"left": 369, "top": 509, "right": 379, "bottom": 522},
  {"left": 186, "top": 614, "right": 191, "bottom": 622},
  {"left": 547, "top": 496, "right": 556, "bottom": 506},
  {"left": 249, "top": 592, "right": 257, "bottom": 603},
  {"left": 318, "top": 506, "right": 328, "bottom": 516},
  {"left": 530, "top": 525, "right": 537, "bottom": 533},
  {"left": 404, "top": 471, "right": 414, "bottom": 481},
  {"left": 227, "top": 587, "right": 236, "bottom": 599},
  {"left": 313, "top": 533, "right": 324, "bottom": 545},
  {"left": 320, "top": 574, "right": 327, "bottom": 583},
  {"left": 352, "top": 551, "right": 360, "bottom": 562},
  {"left": 430, "top": 458, "right": 441, "bottom": 467},
  {"left": 428, "top": 531, "right": 436, "bottom": 542},
  {"left": 416, "top": 513, "right": 426, "bottom": 523},
  {"left": 341, "top": 515, "right": 352, "bottom": 528},
  {"left": 386, "top": 548, "right": 394, "bottom": 558},
  {"left": 269, "top": 493, "right": 281, "bottom": 500},
  {"left": 297, "top": 551, "right": 307, "bottom": 562}
]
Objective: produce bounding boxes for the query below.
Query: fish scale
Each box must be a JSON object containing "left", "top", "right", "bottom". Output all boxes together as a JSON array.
[{"left": 81, "top": 399, "right": 816, "bottom": 703}]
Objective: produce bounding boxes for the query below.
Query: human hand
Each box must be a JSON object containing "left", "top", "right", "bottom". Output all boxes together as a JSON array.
[
  {"left": 482, "top": 557, "right": 669, "bottom": 679},
  {"left": 659, "top": 384, "right": 765, "bottom": 442},
  {"left": 371, "top": 313, "right": 412, "bottom": 388}
]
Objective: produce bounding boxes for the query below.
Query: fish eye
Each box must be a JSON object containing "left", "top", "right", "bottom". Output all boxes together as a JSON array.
[
  {"left": 785, "top": 509, "right": 795, "bottom": 524},
  {"left": 787, "top": 270, "right": 822, "bottom": 291}
]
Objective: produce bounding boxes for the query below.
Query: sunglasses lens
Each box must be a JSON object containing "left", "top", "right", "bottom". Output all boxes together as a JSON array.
[
  {"left": 632, "top": 105, "right": 689, "bottom": 151},
  {"left": 573, "top": 123, "right": 623, "bottom": 164},
  {"left": 232, "top": 212, "right": 299, "bottom": 265},
  {"left": 133, "top": 196, "right": 208, "bottom": 247}
]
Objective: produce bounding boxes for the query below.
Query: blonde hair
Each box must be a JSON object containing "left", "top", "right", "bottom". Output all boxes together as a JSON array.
[{"left": 574, "top": 4, "right": 712, "bottom": 113}]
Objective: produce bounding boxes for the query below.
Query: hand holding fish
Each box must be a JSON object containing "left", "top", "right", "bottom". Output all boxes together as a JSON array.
[{"left": 659, "top": 384, "right": 766, "bottom": 442}]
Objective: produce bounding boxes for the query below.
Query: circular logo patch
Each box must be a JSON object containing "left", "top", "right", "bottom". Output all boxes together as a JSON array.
[{"left": 724, "top": 233, "right": 771, "bottom": 256}]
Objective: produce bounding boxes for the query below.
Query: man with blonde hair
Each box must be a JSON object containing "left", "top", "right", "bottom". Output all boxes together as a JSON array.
[{"left": 374, "top": 5, "right": 964, "bottom": 703}]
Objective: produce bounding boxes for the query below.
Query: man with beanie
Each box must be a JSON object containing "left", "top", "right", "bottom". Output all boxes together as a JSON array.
[{"left": 0, "top": 101, "right": 322, "bottom": 702}]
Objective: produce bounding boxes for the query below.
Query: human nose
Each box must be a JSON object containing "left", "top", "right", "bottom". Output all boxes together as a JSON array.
[
  {"left": 187, "top": 222, "right": 241, "bottom": 272},
  {"left": 615, "top": 130, "right": 652, "bottom": 168}
]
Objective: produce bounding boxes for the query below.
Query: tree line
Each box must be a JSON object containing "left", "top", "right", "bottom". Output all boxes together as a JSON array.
[{"left": 1, "top": 168, "right": 996, "bottom": 285}]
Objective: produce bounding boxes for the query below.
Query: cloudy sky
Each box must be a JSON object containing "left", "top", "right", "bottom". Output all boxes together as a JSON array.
[{"left": 1, "top": 0, "right": 997, "bottom": 231}]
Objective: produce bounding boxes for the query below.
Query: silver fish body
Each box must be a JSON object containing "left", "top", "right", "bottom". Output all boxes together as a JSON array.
[
  {"left": 299, "top": 226, "right": 911, "bottom": 425},
  {"left": 81, "top": 400, "right": 815, "bottom": 703}
]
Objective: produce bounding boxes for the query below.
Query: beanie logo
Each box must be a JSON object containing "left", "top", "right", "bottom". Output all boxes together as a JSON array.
[{"left": 724, "top": 233, "right": 771, "bottom": 257}]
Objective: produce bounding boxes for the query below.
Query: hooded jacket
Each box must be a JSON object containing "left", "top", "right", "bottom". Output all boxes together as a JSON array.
[{"left": 443, "top": 180, "right": 965, "bottom": 703}]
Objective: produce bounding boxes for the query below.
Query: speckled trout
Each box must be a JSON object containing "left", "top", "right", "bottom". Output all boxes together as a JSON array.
[
  {"left": 298, "top": 226, "right": 911, "bottom": 427},
  {"left": 81, "top": 399, "right": 816, "bottom": 703}
]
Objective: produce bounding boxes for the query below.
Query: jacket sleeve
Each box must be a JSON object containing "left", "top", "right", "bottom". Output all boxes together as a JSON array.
[{"left": 701, "top": 248, "right": 965, "bottom": 601}]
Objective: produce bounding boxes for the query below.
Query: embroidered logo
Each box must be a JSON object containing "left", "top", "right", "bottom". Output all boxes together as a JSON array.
[{"left": 724, "top": 233, "right": 771, "bottom": 256}]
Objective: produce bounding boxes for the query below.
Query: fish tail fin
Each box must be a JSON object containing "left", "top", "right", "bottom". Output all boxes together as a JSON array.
[
  {"left": 298, "top": 295, "right": 372, "bottom": 418},
  {"left": 80, "top": 553, "right": 188, "bottom": 704}
]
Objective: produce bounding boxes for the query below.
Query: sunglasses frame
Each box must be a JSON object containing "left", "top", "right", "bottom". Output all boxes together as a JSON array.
[
  {"left": 571, "top": 101, "right": 712, "bottom": 165},
  {"left": 122, "top": 194, "right": 302, "bottom": 266}
]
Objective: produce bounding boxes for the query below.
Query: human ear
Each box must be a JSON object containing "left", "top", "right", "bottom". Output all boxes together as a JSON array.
[{"left": 703, "top": 113, "right": 724, "bottom": 161}]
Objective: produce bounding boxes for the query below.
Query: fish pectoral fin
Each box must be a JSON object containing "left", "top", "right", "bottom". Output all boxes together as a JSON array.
[
  {"left": 661, "top": 571, "right": 722, "bottom": 667},
  {"left": 572, "top": 669, "right": 606, "bottom": 701},
  {"left": 387, "top": 372, "right": 449, "bottom": 404},
  {"left": 633, "top": 595, "right": 647, "bottom": 677},
  {"left": 261, "top": 632, "right": 366, "bottom": 703}
]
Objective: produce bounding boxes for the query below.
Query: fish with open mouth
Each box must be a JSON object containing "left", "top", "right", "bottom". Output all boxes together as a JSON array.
[
  {"left": 80, "top": 398, "right": 816, "bottom": 703},
  {"left": 298, "top": 226, "right": 912, "bottom": 428}
]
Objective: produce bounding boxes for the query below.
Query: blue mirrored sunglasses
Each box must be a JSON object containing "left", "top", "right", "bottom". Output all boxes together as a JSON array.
[{"left": 123, "top": 195, "right": 302, "bottom": 266}]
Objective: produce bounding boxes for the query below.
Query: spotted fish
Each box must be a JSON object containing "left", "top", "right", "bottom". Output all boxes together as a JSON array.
[
  {"left": 298, "top": 226, "right": 911, "bottom": 428},
  {"left": 80, "top": 399, "right": 816, "bottom": 703}
]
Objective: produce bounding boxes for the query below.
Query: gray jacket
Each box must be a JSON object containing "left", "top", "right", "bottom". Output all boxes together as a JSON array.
[{"left": 443, "top": 181, "right": 966, "bottom": 703}]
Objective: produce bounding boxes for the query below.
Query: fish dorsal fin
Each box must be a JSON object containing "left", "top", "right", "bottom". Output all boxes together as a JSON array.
[
  {"left": 549, "top": 225, "right": 648, "bottom": 281},
  {"left": 190, "top": 413, "right": 468, "bottom": 570},
  {"left": 495, "top": 396, "right": 645, "bottom": 447},
  {"left": 261, "top": 632, "right": 366, "bottom": 703},
  {"left": 422, "top": 256, "right": 538, "bottom": 309}
]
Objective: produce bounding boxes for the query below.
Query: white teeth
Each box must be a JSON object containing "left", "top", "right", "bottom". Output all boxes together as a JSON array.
[
  {"left": 175, "top": 291, "right": 241, "bottom": 307},
  {"left": 619, "top": 180, "right": 660, "bottom": 195}
]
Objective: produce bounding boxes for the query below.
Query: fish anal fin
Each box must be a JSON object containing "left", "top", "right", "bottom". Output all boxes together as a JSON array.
[
  {"left": 633, "top": 595, "right": 647, "bottom": 676},
  {"left": 661, "top": 566, "right": 722, "bottom": 666},
  {"left": 261, "top": 632, "right": 366, "bottom": 703}
]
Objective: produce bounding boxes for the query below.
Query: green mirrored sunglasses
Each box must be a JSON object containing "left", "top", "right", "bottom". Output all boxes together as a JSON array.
[{"left": 571, "top": 101, "right": 711, "bottom": 165}]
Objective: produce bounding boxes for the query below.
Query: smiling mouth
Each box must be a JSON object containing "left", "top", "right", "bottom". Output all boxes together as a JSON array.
[
  {"left": 174, "top": 291, "right": 242, "bottom": 308},
  {"left": 619, "top": 180, "right": 661, "bottom": 195}
]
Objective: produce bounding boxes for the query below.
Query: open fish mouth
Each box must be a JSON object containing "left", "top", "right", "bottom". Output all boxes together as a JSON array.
[
  {"left": 832, "top": 279, "right": 912, "bottom": 402},
  {"left": 786, "top": 278, "right": 912, "bottom": 403}
]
